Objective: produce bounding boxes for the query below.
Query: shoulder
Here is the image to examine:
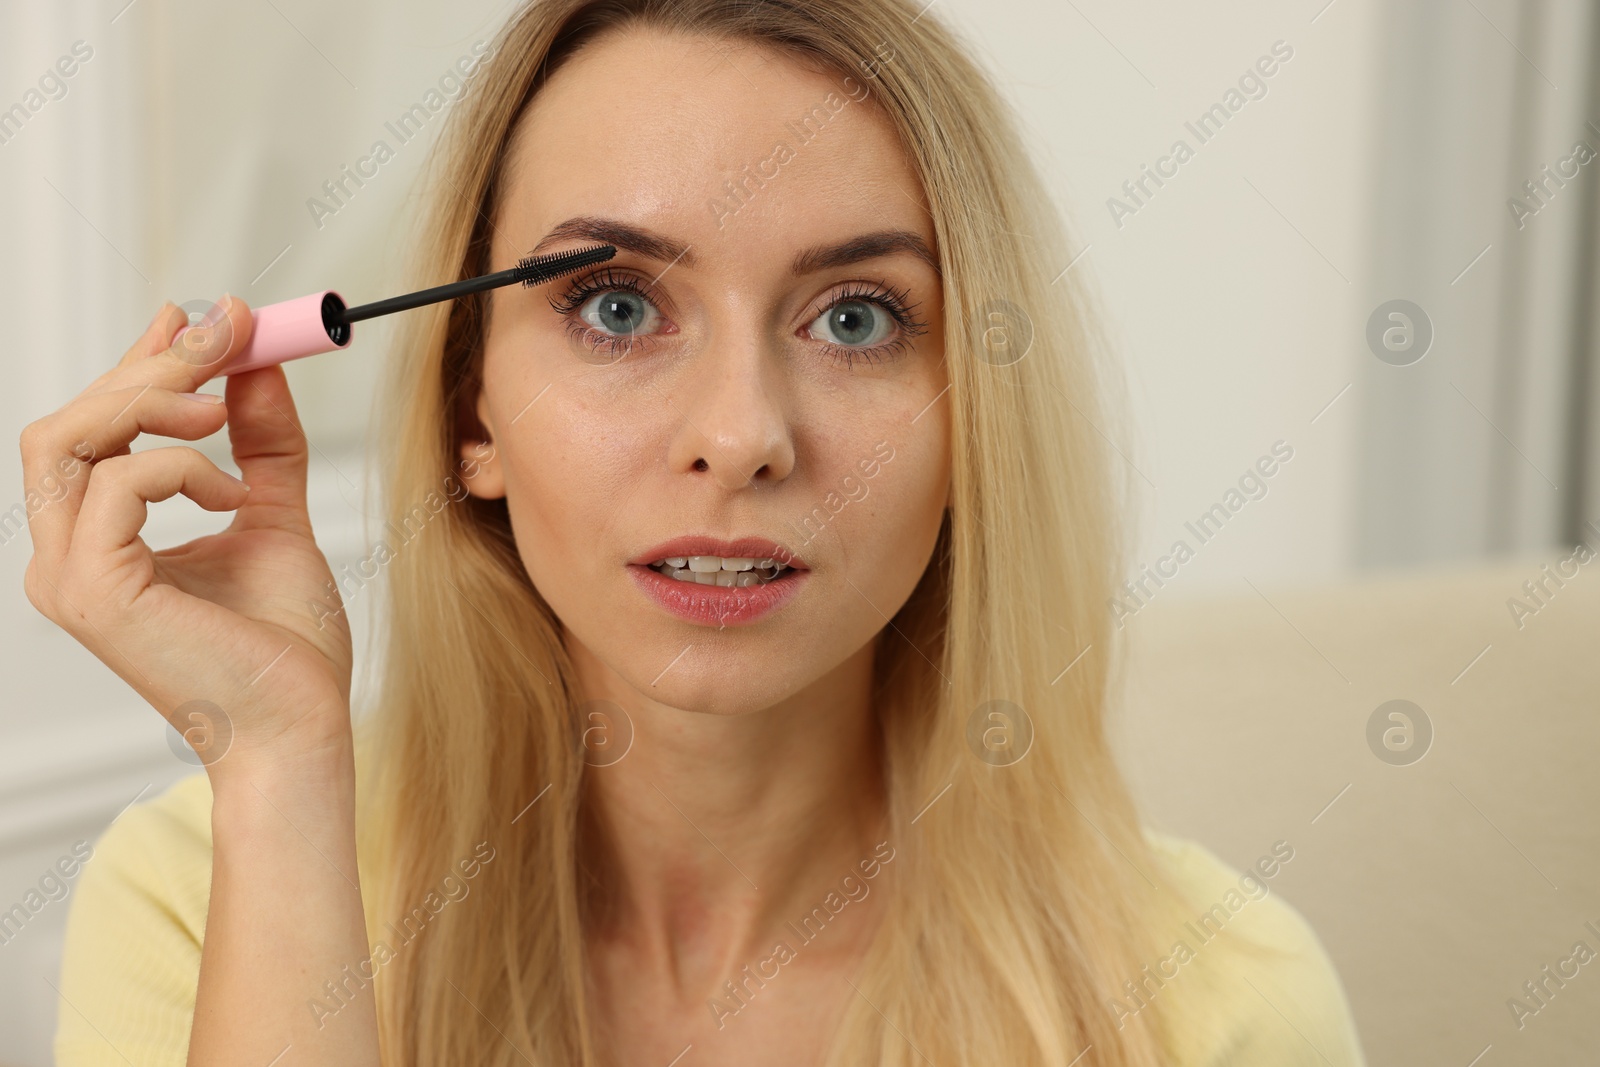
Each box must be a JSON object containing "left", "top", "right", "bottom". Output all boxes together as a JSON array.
[
  {"left": 54, "top": 772, "right": 215, "bottom": 1067},
  {"left": 1138, "top": 830, "right": 1368, "bottom": 1067}
]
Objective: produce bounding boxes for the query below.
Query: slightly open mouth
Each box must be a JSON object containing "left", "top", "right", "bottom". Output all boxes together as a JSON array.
[{"left": 645, "top": 555, "right": 798, "bottom": 588}]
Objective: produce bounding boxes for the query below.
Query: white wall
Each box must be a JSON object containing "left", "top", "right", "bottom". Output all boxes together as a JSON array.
[{"left": 966, "top": 0, "right": 1379, "bottom": 599}]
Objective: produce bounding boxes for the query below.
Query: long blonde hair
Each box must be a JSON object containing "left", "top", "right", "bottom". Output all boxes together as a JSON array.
[{"left": 359, "top": 1, "right": 1188, "bottom": 1063}]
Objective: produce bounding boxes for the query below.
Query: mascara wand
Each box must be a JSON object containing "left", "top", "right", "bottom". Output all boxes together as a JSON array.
[{"left": 190, "top": 243, "right": 617, "bottom": 376}]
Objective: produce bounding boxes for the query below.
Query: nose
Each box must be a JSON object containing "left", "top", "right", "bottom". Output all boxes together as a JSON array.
[{"left": 665, "top": 330, "right": 795, "bottom": 490}]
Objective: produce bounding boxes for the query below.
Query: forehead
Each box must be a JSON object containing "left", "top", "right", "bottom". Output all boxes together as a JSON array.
[{"left": 495, "top": 27, "right": 933, "bottom": 267}]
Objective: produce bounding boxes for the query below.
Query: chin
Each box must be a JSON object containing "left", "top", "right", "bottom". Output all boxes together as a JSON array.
[{"left": 618, "top": 659, "right": 807, "bottom": 717}]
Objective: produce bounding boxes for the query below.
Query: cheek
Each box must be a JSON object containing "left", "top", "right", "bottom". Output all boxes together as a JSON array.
[
  {"left": 497, "top": 394, "right": 663, "bottom": 584},
  {"left": 816, "top": 423, "right": 948, "bottom": 600}
]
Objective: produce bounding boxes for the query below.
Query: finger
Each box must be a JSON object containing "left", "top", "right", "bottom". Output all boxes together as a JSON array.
[
  {"left": 163, "top": 292, "right": 255, "bottom": 376},
  {"left": 83, "top": 294, "right": 256, "bottom": 401},
  {"left": 221, "top": 361, "right": 313, "bottom": 536},
  {"left": 70, "top": 446, "right": 249, "bottom": 562},
  {"left": 124, "top": 302, "right": 189, "bottom": 366},
  {"left": 17, "top": 385, "right": 231, "bottom": 570}
]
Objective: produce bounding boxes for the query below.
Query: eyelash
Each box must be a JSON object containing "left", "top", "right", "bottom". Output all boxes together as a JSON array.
[{"left": 545, "top": 267, "right": 930, "bottom": 368}]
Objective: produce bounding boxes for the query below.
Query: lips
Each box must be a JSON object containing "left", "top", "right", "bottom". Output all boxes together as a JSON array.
[{"left": 627, "top": 535, "right": 809, "bottom": 627}]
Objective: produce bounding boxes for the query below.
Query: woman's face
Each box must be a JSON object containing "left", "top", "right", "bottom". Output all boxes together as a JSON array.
[{"left": 462, "top": 28, "right": 950, "bottom": 716}]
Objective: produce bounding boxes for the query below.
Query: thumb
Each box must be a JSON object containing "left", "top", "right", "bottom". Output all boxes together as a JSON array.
[{"left": 222, "top": 358, "right": 313, "bottom": 536}]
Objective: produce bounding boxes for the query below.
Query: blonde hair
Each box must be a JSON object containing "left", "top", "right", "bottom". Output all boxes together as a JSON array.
[{"left": 359, "top": 1, "right": 1193, "bottom": 1063}]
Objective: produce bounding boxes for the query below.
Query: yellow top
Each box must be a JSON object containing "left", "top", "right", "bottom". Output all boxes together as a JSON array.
[{"left": 54, "top": 772, "right": 1367, "bottom": 1065}]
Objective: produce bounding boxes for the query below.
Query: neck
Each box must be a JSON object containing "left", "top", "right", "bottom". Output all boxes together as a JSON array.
[{"left": 570, "top": 635, "right": 888, "bottom": 1006}]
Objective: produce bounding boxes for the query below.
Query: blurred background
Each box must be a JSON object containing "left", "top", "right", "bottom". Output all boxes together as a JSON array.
[{"left": 1, "top": 0, "right": 1597, "bottom": 1063}]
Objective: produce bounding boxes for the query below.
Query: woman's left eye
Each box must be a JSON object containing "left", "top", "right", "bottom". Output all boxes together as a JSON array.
[{"left": 807, "top": 299, "right": 895, "bottom": 348}]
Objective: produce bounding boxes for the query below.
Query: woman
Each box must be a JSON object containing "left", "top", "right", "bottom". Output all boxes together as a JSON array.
[{"left": 24, "top": 0, "right": 1366, "bottom": 1064}]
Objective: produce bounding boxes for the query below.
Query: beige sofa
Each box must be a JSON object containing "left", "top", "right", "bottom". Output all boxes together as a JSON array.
[{"left": 1114, "top": 554, "right": 1600, "bottom": 1064}]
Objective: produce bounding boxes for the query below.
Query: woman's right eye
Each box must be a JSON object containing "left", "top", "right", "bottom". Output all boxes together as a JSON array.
[{"left": 576, "top": 288, "right": 664, "bottom": 339}]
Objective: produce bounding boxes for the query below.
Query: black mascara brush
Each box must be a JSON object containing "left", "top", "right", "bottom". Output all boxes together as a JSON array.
[{"left": 187, "top": 243, "right": 616, "bottom": 375}]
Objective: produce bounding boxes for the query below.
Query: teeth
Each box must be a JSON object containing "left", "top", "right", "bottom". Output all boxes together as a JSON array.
[
  {"left": 648, "top": 553, "right": 791, "bottom": 587},
  {"left": 655, "top": 555, "right": 777, "bottom": 573}
]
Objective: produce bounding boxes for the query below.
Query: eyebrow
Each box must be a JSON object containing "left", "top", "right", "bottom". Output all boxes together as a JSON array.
[{"left": 528, "top": 215, "right": 940, "bottom": 276}]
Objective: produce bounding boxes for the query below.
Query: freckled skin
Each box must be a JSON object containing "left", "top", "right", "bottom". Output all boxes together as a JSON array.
[{"left": 458, "top": 27, "right": 950, "bottom": 1067}]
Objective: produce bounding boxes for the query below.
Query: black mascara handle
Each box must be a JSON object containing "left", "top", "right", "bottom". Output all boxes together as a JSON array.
[{"left": 338, "top": 244, "right": 616, "bottom": 325}]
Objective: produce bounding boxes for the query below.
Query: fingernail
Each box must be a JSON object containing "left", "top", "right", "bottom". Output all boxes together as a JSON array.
[
  {"left": 200, "top": 295, "right": 229, "bottom": 328},
  {"left": 224, "top": 471, "right": 250, "bottom": 490},
  {"left": 181, "top": 391, "right": 225, "bottom": 404}
]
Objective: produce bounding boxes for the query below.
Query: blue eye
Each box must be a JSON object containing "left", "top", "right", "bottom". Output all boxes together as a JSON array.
[
  {"left": 576, "top": 288, "right": 662, "bottom": 338},
  {"left": 547, "top": 268, "right": 666, "bottom": 362},
  {"left": 805, "top": 281, "right": 928, "bottom": 367},
  {"left": 808, "top": 299, "right": 893, "bottom": 348}
]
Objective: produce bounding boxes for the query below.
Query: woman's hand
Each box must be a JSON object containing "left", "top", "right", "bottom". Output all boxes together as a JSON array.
[
  {"left": 23, "top": 299, "right": 380, "bottom": 1064},
  {"left": 17, "top": 297, "right": 354, "bottom": 782}
]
